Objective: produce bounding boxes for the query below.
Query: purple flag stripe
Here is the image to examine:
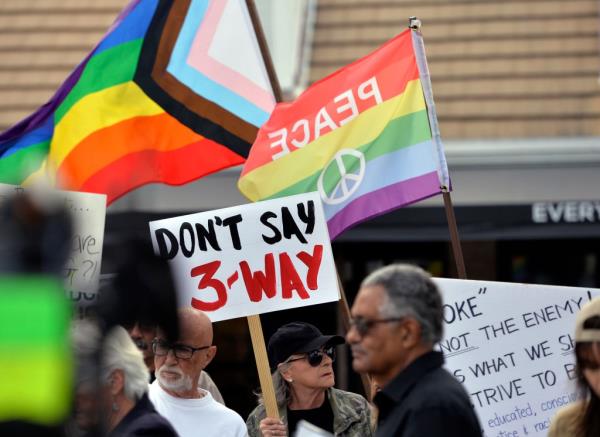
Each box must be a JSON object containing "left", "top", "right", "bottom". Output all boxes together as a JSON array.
[{"left": 327, "top": 171, "right": 442, "bottom": 239}]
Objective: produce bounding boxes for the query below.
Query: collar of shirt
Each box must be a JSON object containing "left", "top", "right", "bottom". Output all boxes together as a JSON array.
[{"left": 373, "top": 350, "right": 444, "bottom": 418}]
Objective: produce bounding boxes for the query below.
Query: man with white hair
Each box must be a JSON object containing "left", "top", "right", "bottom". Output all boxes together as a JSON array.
[
  {"left": 148, "top": 308, "right": 247, "bottom": 437},
  {"left": 72, "top": 323, "right": 177, "bottom": 436}
]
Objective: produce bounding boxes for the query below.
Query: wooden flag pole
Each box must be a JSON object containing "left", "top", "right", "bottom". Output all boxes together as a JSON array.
[
  {"left": 442, "top": 189, "right": 467, "bottom": 279},
  {"left": 336, "top": 273, "right": 372, "bottom": 400},
  {"left": 246, "top": 0, "right": 283, "bottom": 101},
  {"left": 409, "top": 16, "right": 467, "bottom": 279}
]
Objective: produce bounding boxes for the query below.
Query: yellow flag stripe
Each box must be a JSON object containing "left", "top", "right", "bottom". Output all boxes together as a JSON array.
[{"left": 50, "top": 81, "right": 163, "bottom": 171}]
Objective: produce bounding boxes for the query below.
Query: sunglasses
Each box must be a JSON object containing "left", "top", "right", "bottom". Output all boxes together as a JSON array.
[
  {"left": 285, "top": 345, "right": 336, "bottom": 367},
  {"left": 349, "top": 317, "right": 405, "bottom": 338}
]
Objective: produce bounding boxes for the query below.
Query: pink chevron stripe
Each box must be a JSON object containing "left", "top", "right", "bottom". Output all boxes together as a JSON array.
[{"left": 186, "top": 0, "right": 275, "bottom": 112}]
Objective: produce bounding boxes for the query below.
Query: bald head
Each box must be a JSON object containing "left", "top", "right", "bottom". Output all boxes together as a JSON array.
[
  {"left": 154, "top": 308, "right": 217, "bottom": 398},
  {"left": 178, "top": 308, "right": 213, "bottom": 346}
]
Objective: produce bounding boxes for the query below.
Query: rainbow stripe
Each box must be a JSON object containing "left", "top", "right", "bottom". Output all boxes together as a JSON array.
[
  {"left": 0, "top": 0, "right": 275, "bottom": 203},
  {"left": 238, "top": 29, "right": 449, "bottom": 239}
]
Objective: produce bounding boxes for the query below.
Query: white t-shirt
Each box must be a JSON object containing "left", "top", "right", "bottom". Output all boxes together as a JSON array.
[{"left": 148, "top": 380, "right": 247, "bottom": 437}]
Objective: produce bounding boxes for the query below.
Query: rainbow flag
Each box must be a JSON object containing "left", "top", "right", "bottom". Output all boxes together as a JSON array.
[
  {"left": 238, "top": 29, "right": 449, "bottom": 239},
  {"left": 0, "top": 0, "right": 275, "bottom": 204}
]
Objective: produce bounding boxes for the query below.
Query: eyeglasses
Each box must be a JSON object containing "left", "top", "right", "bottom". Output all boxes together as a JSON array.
[
  {"left": 151, "top": 339, "right": 211, "bottom": 360},
  {"left": 349, "top": 317, "right": 405, "bottom": 337},
  {"left": 284, "top": 345, "right": 336, "bottom": 367}
]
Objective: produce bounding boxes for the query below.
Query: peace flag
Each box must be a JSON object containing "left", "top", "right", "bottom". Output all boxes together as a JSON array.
[
  {"left": 0, "top": 0, "right": 275, "bottom": 204},
  {"left": 237, "top": 29, "right": 449, "bottom": 239}
]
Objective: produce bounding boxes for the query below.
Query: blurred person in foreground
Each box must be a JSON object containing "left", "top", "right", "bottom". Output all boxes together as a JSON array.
[
  {"left": 126, "top": 320, "right": 225, "bottom": 403},
  {"left": 72, "top": 323, "right": 177, "bottom": 436},
  {"left": 246, "top": 322, "right": 373, "bottom": 437},
  {"left": 549, "top": 296, "right": 600, "bottom": 437},
  {"left": 148, "top": 308, "right": 246, "bottom": 437},
  {"left": 347, "top": 264, "right": 481, "bottom": 437}
]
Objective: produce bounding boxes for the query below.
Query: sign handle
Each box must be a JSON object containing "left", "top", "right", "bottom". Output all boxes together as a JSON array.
[
  {"left": 336, "top": 273, "right": 372, "bottom": 400},
  {"left": 247, "top": 314, "right": 280, "bottom": 419}
]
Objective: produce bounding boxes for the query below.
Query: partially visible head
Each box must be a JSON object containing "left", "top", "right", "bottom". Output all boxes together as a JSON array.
[
  {"left": 154, "top": 308, "right": 216, "bottom": 398},
  {"left": 71, "top": 323, "right": 148, "bottom": 431},
  {"left": 346, "top": 264, "right": 443, "bottom": 385},
  {"left": 575, "top": 298, "right": 600, "bottom": 398},
  {"left": 101, "top": 326, "right": 150, "bottom": 402},
  {"left": 267, "top": 322, "right": 343, "bottom": 404},
  {"left": 126, "top": 321, "right": 156, "bottom": 371}
]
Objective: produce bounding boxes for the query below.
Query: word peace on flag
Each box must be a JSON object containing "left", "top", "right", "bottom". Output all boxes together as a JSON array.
[{"left": 149, "top": 192, "right": 339, "bottom": 322}]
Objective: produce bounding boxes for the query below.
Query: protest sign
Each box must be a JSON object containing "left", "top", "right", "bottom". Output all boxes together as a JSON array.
[
  {"left": 0, "top": 183, "right": 107, "bottom": 318},
  {"left": 435, "top": 278, "right": 600, "bottom": 437},
  {"left": 149, "top": 192, "right": 339, "bottom": 322}
]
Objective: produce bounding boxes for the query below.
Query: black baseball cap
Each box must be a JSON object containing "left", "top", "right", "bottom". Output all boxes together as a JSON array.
[{"left": 268, "top": 322, "right": 345, "bottom": 371}]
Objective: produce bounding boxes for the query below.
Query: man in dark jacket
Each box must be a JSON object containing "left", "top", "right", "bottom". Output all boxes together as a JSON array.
[{"left": 346, "top": 264, "right": 482, "bottom": 437}]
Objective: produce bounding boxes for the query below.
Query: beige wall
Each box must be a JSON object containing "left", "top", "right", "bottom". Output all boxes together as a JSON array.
[
  {"left": 0, "top": 0, "right": 127, "bottom": 131},
  {"left": 311, "top": 0, "right": 600, "bottom": 139}
]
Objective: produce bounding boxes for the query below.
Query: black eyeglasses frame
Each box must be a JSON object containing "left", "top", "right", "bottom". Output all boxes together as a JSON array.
[{"left": 151, "top": 339, "right": 211, "bottom": 360}]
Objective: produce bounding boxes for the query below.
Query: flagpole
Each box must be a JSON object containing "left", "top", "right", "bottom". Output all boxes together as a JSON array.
[
  {"left": 409, "top": 17, "right": 467, "bottom": 279},
  {"left": 246, "top": 0, "right": 283, "bottom": 101},
  {"left": 246, "top": 0, "right": 372, "bottom": 401}
]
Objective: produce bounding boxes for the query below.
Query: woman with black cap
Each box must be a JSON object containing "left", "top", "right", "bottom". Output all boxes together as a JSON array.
[
  {"left": 549, "top": 296, "right": 600, "bottom": 436},
  {"left": 246, "top": 322, "right": 373, "bottom": 437}
]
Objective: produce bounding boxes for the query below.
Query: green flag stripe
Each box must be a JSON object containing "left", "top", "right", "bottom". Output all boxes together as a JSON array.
[
  {"left": 0, "top": 141, "right": 49, "bottom": 184},
  {"left": 55, "top": 39, "right": 143, "bottom": 123},
  {"left": 266, "top": 109, "right": 431, "bottom": 200}
]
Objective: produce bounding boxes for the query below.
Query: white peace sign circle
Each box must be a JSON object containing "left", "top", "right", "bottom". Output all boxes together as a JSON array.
[{"left": 317, "top": 148, "right": 366, "bottom": 205}]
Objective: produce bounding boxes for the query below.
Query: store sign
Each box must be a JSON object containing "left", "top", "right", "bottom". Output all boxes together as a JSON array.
[{"left": 532, "top": 201, "right": 600, "bottom": 224}]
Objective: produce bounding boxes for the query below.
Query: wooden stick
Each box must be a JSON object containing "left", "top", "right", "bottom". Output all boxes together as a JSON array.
[
  {"left": 246, "top": 0, "right": 283, "bottom": 101},
  {"left": 247, "top": 314, "right": 280, "bottom": 419},
  {"left": 336, "top": 273, "right": 372, "bottom": 400},
  {"left": 442, "top": 189, "right": 467, "bottom": 279}
]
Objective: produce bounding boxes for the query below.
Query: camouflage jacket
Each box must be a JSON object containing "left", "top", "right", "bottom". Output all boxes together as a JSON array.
[{"left": 246, "top": 387, "right": 373, "bottom": 437}]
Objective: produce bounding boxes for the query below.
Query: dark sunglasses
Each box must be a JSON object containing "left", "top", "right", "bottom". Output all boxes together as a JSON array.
[
  {"left": 285, "top": 345, "right": 336, "bottom": 367},
  {"left": 349, "top": 317, "right": 405, "bottom": 337}
]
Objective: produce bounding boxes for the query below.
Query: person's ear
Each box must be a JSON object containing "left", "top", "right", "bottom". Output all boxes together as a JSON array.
[
  {"left": 109, "top": 369, "right": 124, "bottom": 396},
  {"left": 279, "top": 365, "right": 293, "bottom": 382},
  {"left": 202, "top": 345, "right": 217, "bottom": 368},
  {"left": 399, "top": 318, "right": 422, "bottom": 348}
]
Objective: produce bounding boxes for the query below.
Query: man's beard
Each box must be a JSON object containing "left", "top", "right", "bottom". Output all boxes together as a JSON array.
[{"left": 156, "top": 365, "right": 193, "bottom": 393}]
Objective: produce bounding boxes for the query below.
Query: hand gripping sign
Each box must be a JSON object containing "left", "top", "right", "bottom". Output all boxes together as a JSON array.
[{"left": 149, "top": 192, "right": 339, "bottom": 322}]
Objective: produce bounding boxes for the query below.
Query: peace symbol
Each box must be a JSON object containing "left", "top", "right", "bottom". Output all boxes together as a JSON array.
[{"left": 317, "top": 149, "right": 366, "bottom": 205}]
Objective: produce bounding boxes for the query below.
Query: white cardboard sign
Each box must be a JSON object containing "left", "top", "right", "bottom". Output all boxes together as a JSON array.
[
  {"left": 434, "top": 278, "right": 600, "bottom": 437},
  {"left": 0, "top": 183, "right": 106, "bottom": 317},
  {"left": 149, "top": 192, "right": 339, "bottom": 322}
]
